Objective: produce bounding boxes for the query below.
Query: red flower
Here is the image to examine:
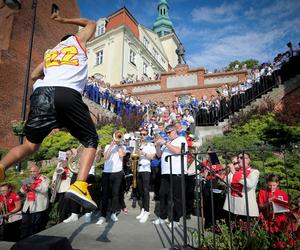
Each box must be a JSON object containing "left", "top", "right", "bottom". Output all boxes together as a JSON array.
[{"left": 274, "top": 240, "right": 285, "bottom": 249}]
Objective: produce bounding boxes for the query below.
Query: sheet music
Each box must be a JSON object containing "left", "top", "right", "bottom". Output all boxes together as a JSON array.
[{"left": 272, "top": 201, "right": 290, "bottom": 214}]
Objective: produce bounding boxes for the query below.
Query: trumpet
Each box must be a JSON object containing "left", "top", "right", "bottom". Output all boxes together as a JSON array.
[
  {"left": 113, "top": 130, "right": 124, "bottom": 145},
  {"left": 0, "top": 198, "right": 8, "bottom": 225},
  {"left": 153, "top": 128, "right": 160, "bottom": 138}
]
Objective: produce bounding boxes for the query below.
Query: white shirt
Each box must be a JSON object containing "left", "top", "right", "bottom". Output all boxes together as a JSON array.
[
  {"left": 223, "top": 168, "right": 259, "bottom": 217},
  {"left": 103, "top": 145, "right": 125, "bottom": 173},
  {"left": 161, "top": 136, "right": 188, "bottom": 175},
  {"left": 138, "top": 143, "right": 156, "bottom": 173},
  {"left": 35, "top": 36, "right": 88, "bottom": 94}
]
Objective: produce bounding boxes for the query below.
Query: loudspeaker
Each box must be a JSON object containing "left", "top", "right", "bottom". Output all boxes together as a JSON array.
[{"left": 11, "top": 235, "right": 73, "bottom": 250}]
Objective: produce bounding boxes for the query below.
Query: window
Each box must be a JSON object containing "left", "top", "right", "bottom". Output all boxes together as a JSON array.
[
  {"left": 95, "top": 50, "right": 103, "bottom": 65},
  {"left": 143, "top": 62, "right": 148, "bottom": 76},
  {"left": 96, "top": 24, "right": 105, "bottom": 37},
  {"left": 153, "top": 48, "right": 158, "bottom": 60},
  {"left": 143, "top": 37, "right": 149, "bottom": 49},
  {"left": 129, "top": 49, "right": 136, "bottom": 65}
]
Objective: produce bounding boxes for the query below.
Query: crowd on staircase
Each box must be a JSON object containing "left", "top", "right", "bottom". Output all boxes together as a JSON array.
[{"left": 84, "top": 42, "right": 300, "bottom": 131}]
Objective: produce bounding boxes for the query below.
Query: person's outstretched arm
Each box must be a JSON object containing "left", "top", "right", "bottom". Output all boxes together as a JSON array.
[{"left": 51, "top": 13, "right": 96, "bottom": 49}]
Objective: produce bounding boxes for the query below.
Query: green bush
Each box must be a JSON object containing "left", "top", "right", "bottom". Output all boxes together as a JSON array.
[{"left": 203, "top": 113, "right": 300, "bottom": 202}]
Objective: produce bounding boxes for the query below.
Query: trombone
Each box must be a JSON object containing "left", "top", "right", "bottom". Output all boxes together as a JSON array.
[{"left": 113, "top": 130, "right": 124, "bottom": 145}]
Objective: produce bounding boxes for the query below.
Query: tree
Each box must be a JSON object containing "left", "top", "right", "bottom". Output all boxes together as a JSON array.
[
  {"left": 227, "top": 59, "right": 259, "bottom": 70},
  {"left": 228, "top": 60, "right": 241, "bottom": 70},
  {"left": 242, "top": 59, "right": 259, "bottom": 70}
]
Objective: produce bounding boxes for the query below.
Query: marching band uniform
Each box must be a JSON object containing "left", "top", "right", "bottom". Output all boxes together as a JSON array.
[
  {"left": 97, "top": 142, "right": 126, "bottom": 224},
  {"left": 20, "top": 169, "right": 49, "bottom": 239},
  {"left": 202, "top": 162, "right": 226, "bottom": 228},
  {"left": 223, "top": 166, "right": 259, "bottom": 218},
  {"left": 136, "top": 141, "right": 156, "bottom": 223},
  {"left": 258, "top": 187, "right": 289, "bottom": 229},
  {"left": 0, "top": 185, "right": 22, "bottom": 241},
  {"left": 51, "top": 160, "right": 72, "bottom": 222},
  {"left": 154, "top": 126, "right": 188, "bottom": 228}
]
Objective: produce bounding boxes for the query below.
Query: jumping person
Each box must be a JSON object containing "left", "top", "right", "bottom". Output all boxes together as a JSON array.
[{"left": 0, "top": 12, "right": 98, "bottom": 210}]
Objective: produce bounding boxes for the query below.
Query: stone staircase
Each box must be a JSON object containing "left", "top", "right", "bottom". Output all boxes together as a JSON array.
[
  {"left": 195, "top": 74, "right": 300, "bottom": 145},
  {"left": 82, "top": 97, "right": 119, "bottom": 124}
]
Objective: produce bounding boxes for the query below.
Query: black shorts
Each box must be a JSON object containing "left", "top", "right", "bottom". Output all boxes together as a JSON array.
[{"left": 24, "top": 86, "right": 98, "bottom": 148}]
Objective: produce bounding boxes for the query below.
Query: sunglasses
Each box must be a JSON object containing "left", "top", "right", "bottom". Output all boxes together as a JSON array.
[
  {"left": 233, "top": 162, "right": 239, "bottom": 165},
  {"left": 141, "top": 133, "right": 147, "bottom": 136},
  {"left": 166, "top": 130, "right": 173, "bottom": 134},
  {"left": 239, "top": 156, "right": 249, "bottom": 160}
]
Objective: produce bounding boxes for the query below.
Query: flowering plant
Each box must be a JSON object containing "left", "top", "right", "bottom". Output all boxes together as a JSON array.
[{"left": 193, "top": 217, "right": 298, "bottom": 249}]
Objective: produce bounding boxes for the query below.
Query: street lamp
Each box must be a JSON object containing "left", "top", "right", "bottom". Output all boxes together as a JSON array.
[{"left": 20, "top": 0, "right": 37, "bottom": 146}]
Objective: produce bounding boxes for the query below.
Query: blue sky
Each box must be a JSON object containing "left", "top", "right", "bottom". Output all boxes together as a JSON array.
[{"left": 78, "top": 0, "right": 300, "bottom": 71}]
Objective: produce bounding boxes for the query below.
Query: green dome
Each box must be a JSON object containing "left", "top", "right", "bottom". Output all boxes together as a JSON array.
[
  {"left": 153, "top": 18, "right": 173, "bottom": 29},
  {"left": 153, "top": 0, "right": 174, "bottom": 36},
  {"left": 158, "top": 0, "right": 168, "bottom": 6}
]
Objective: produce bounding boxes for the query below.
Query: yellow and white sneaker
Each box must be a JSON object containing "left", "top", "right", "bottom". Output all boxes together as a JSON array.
[
  {"left": 0, "top": 164, "right": 5, "bottom": 182},
  {"left": 65, "top": 181, "right": 97, "bottom": 211}
]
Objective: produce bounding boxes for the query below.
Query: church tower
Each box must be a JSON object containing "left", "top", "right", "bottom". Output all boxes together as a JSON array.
[{"left": 153, "top": 0, "right": 174, "bottom": 37}]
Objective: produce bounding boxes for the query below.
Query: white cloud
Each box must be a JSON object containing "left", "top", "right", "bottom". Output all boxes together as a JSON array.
[
  {"left": 187, "top": 30, "right": 285, "bottom": 70},
  {"left": 191, "top": 2, "right": 241, "bottom": 23}
]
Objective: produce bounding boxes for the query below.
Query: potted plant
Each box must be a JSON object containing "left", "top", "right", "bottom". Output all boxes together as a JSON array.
[{"left": 11, "top": 120, "right": 25, "bottom": 136}]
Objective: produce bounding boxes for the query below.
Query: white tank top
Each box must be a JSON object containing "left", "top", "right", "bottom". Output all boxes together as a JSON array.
[{"left": 35, "top": 36, "right": 88, "bottom": 94}]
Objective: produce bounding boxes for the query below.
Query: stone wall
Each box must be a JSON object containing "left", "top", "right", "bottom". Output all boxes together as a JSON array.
[
  {"left": 0, "top": 0, "right": 80, "bottom": 148},
  {"left": 113, "top": 64, "right": 247, "bottom": 104}
]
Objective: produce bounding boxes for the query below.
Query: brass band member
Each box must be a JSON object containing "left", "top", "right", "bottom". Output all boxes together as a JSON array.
[
  {"left": 51, "top": 151, "right": 72, "bottom": 222},
  {"left": 96, "top": 133, "right": 126, "bottom": 225},
  {"left": 0, "top": 183, "right": 22, "bottom": 242},
  {"left": 153, "top": 125, "right": 188, "bottom": 228},
  {"left": 136, "top": 129, "right": 156, "bottom": 223},
  {"left": 223, "top": 153, "right": 259, "bottom": 221},
  {"left": 20, "top": 162, "right": 49, "bottom": 239},
  {"left": 64, "top": 146, "right": 101, "bottom": 223},
  {"left": 185, "top": 133, "right": 200, "bottom": 219}
]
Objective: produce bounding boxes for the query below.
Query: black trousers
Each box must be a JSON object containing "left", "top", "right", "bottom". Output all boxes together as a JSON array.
[
  {"left": 118, "top": 174, "right": 127, "bottom": 210},
  {"left": 56, "top": 192, "right": 68, "bottom": 222},
  {"left": 137, "top": 172, "right": 151, "bottom": 212},
  {"left": 203, "top": 181, "right": 226, "bottom": 228},
  {"left": 159, "top": 175, "right": 183, "bottom": 222},
  {"left": 3, "top": 219, "right": 21, "bottom": 242},
  {"left": 21, "top": 210, "right": 46, "bottom": 239},
  {"left": 101, "top": 171, "right": 123, "bottom": 217},
  {"left": 185, "top": 175, "right": 196, "bottom": 216},
  {"left": 151, "top": 167, "right": 161, "bottom": 198}
]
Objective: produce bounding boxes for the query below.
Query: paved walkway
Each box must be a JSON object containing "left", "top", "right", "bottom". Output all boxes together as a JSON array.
[{"left": 0, "top": 194, "right": 201, "bottom": 250}]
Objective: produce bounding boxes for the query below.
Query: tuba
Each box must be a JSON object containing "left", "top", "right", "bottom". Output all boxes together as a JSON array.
[
  {"left": 113, "top": 130, "right": 124, "bottom": 145},
  {"left": 68, "top": 144, "right": 84, "bottom": 174},
  {"left": 50, "top": 161, "right": 65, "bottom": 203}
]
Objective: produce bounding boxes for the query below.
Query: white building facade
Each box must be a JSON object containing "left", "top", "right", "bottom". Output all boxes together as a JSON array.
[{"left": 86, "top": 2, "right": 182, "bottom": 85}]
